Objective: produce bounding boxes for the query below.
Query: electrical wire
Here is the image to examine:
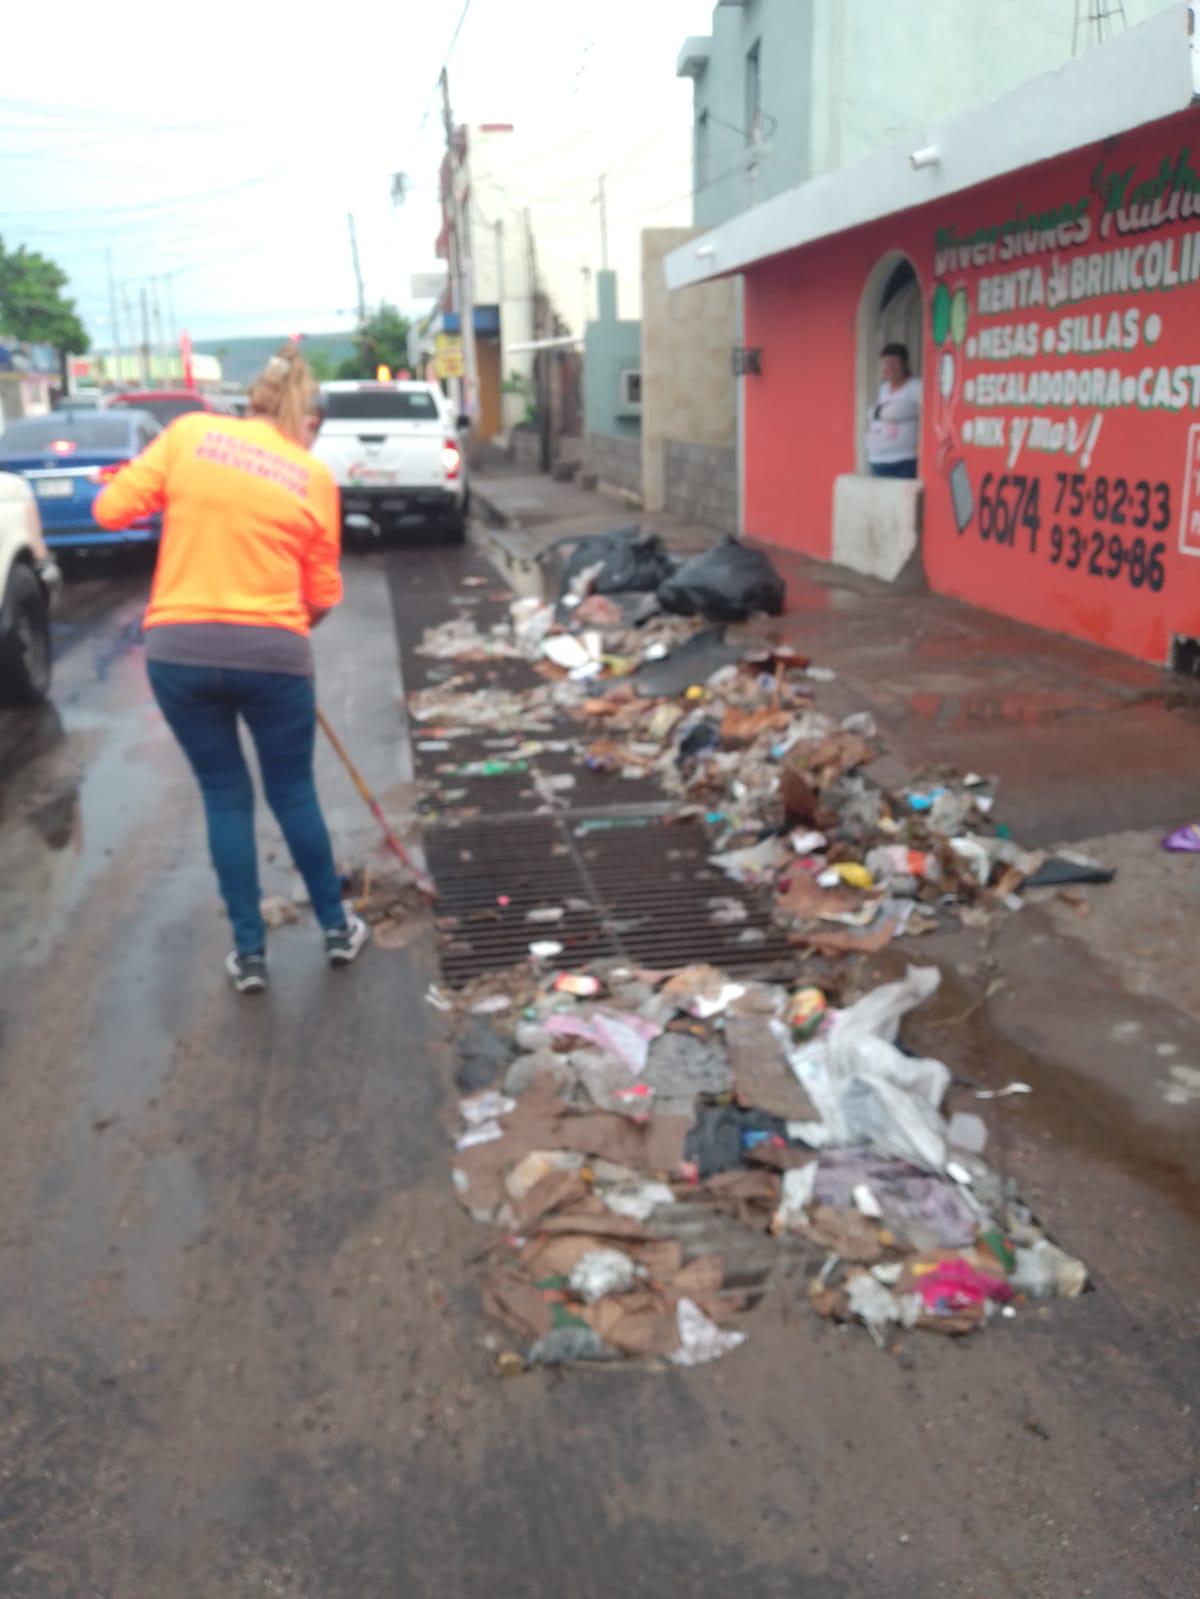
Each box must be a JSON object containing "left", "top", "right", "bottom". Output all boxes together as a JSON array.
[
  {"left": 7, "top": 172, "right": 281, "bottom": 224},
  {"left": 416, "top": 0, "right": 475, "bottom": 131}
]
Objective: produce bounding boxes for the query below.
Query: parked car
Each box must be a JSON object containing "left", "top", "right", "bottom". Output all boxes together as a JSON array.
[
  {"left": 0, "top": 470, "right": 59, "bottom": 702},
  {"left": 0, "top": 410, "right": 162, "bottom": 553},
  {"left": 312, "top": 380, "right": 469, "bottom": 542},
  {"left": 108, "top": 388, "right": 231, "bottom": 427},
  {"left": 56, "top": 390, "right": 106, "bottom": 410}
]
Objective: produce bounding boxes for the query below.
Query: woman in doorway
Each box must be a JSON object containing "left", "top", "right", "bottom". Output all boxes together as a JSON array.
[
  {"left": 94, "top": 346, "right": 369, "bottom": 994},
  {"left": 866, "top": 342, "right": 921, "bottom": 479}
]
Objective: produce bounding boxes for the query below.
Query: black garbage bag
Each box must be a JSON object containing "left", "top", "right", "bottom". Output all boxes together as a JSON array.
[
  {"left": 685, "top": 1104, "right": 789, "bottom": 1178},
  {"left": 634, "top": 625, "right": 745, "bottom": 697},
  {"left": 657, "top": 536, "right": 786, "bottom": 622},
  {"left": 676, "top": 715, "right": 722, "bottom": 768},
  {"left": 549, "top": 525, "right": 678, "bottom": 599},
  {"left": 454, "top": 1015, "right": 515, "bottom": 1093}
]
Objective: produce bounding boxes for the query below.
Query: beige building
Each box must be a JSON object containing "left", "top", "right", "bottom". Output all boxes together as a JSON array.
[{"left": 639, "top": 229, "right": 736, "bottom": 523}]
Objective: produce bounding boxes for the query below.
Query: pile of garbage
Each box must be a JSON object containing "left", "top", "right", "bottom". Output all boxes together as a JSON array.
[
  {"left": 412, "top": 525, "right": 1114, "bottom": 956},
  {"left": 446, "top": 957, "right": 1086, "bottom": 1369},
  {"left": 409, "top": 532, "right": 1097, "bottom": 1370}
]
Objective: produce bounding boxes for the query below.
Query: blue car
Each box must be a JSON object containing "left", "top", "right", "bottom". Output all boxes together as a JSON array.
[{"left": 0, "top": 409, "right": 162, "bottom": 551}]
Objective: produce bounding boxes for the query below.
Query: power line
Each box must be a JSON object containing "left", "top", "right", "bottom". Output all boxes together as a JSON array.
[
  {"left": 417, "top": 0, "right": 475, "bottom": 131},
  {"left": 0, "top": 95, "right": 238, "bottom": 132},
  {"left": 7, "top": 172, "right": 281, "bottom": 224},
  {"left": 529, "top": 153, "right": 753, "bottom": 240}
]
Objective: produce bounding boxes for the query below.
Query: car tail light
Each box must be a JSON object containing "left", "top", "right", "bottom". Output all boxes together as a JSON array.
[
  {"left": 50, "top": 439, "right": 77, "bottom": 455},
  {"left": 88, "top": 463, "right": 123, "bottom": 485},
  {"left": 441, "top": 438, "right": 462, "bottom": 479}
]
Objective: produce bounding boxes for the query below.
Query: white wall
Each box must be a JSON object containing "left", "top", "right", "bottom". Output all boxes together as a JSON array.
[
  {"left": 808, "top": 0, "right": 1179, "bottom": 177},
  {"left": 464, "top": 114, "right": 692, "bottom": 338}
]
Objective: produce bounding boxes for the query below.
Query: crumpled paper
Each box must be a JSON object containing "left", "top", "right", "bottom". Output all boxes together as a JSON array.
[{"left": 667, "top": 1296, "right": 747, "bottom": 1366}]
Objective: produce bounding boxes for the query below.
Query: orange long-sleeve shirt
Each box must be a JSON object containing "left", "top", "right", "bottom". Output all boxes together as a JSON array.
[{"left": 95, "top": 412, "right": 341, "bottom": 635}]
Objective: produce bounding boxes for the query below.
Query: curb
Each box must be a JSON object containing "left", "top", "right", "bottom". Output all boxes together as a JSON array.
[
  {"left": 470, "top": 519, "right": 547, "bottom": 602},
  {"left": 469, "top": 483, "right": 515, "bottom": 530}
]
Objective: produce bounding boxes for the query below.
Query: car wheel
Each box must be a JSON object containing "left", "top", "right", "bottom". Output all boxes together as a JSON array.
[{"left": 0, "top": 563, "right": 52, "bottom": 704}]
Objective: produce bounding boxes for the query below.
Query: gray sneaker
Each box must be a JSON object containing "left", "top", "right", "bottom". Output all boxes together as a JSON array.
[
  {"left": 325, "top": 910, "right": 370, "bottom": 967},
  {"left": 225, "top": 950, "right": 268, "bottom": 994}
]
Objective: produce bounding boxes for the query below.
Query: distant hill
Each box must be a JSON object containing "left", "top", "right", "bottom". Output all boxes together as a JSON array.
[{"left": 192, "top": 332, "right": 357, "bottom": 387}]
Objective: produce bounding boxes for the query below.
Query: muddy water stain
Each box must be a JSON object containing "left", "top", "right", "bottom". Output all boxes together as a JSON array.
[
  {"left": 121, "top": 1149, "right": 209, "bottom": 1321},
  {"left": 903, "top": 956, "right": 1200, "bottom": 1225},
  {"left": 0, "top": 705, "right": 172, "bottom": 973}
]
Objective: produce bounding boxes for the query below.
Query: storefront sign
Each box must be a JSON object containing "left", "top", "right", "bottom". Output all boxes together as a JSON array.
[
  {"left": 926, "top": 123, "right": 1200, "bottom": 657},
  {"left": 434, "top": 333, "right": 464, "bottom": 379}
]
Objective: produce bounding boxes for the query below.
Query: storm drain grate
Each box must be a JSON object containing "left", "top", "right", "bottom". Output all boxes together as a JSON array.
[
  {"left": 425, "top": 813, "right": 794, "bottom": 986},
  {"left": 388, "top": 545, "right": 797, "bottom": 987}
]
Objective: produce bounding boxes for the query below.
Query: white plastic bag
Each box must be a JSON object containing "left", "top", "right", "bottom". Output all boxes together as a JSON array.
[
  {"left": 782, "top": 967, "right": 951, "bottom": 1171},
  {"left": 568, "top": 1248, "right": 638, "bottom": 1303},
  {"left": 771, "top": 1162, "right": 817, "bottom": 1231},
  {"left": 667, "top": 1298, "right": 746, "bottom": 1366}
]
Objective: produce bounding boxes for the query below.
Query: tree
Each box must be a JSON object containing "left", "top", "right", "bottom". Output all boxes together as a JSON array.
[
  {"left": 338, "top": 302, "right": 412, "bottom": 379},
  {"left": 307, "top": 350, "right": 336, "bottom": 382},
  {"left": 0, "top": 238, "right": 89, "bottom": 385}
]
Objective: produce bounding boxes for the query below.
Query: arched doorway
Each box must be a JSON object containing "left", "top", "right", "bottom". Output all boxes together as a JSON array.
[{"left": 855, "top": 250, "right": 923, "bottom": 473}]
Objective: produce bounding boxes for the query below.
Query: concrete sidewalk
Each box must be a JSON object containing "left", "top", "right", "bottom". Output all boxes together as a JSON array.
[
  {"left": 474, "top": 461, "right": 1195, "bottom": 843},
  {"left": 471, "top": 460, "right": 715, "bottom": 560}
]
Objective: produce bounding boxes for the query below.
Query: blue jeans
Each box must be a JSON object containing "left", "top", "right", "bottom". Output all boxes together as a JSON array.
[
  {"left": 869, "top": 459, "right": 918, "bottom": 478},
  {"left": 147, "top": 662, "right": 346, "bottom": 954}
]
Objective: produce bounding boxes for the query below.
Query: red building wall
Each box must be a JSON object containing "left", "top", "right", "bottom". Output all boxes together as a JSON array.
[{"left": 743, "top": 106, "right": 1200, "bottom": 663}]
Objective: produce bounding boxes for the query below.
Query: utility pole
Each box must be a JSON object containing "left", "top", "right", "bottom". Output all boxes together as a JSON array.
[
  {"left": 138, "top": 286, "right": 151, "bottom": 386},
  {"left": 494, "top": 218, "right": 506, "bottom": 421},
  {"left": 150, "top": 279, "right": 166, "bottom": 374},
  {"left": 440, "top": 66, "right": 478, "bottom": 423},
  {"left": 163, "top": 272, "right": 180, "bottom": 351},
  {"left": 596, "top": 173, "right": 609, "bottom": 271},
  {"left": 121, "top": 284, "right": 135, "bottom": 387},
  {"left": 105, "top": 248, "right": 122, "bottom": 388},
  {"left": 347, "top": 212, "right": 366, "bottom": 327},
  {"left": 524, "top": 207, "right": 550, "bottom": 473}
]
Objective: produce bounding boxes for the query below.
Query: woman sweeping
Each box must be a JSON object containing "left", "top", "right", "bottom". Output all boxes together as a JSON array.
[{"left": 95, "top": 346, "right": 369, "bottom": 993}]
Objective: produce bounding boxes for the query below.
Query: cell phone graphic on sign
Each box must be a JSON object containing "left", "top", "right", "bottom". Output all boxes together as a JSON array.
[{"left": 948, "top": 457, "right": 973, "bottom": 532}]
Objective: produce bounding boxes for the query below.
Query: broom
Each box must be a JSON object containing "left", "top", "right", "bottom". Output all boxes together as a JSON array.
[{"left": 316, "top": 707, "right": 436, "bottom": 900}]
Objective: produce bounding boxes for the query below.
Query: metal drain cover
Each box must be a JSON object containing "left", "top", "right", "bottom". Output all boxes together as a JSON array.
[
  {"left": 390, "top": 548, "right": 796, "bottom": 987},
  {"left": 426, "top": 814, "right": 793, "bottom": 985}
]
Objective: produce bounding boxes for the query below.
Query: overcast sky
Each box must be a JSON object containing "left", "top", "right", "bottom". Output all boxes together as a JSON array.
[{"left": 1, "top": 0, "right": 714, "bottom": 349}]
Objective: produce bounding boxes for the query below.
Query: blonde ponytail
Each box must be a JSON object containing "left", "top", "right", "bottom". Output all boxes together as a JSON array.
[{"left": 248, "top": 343, "right": 317, "bottom": 446}]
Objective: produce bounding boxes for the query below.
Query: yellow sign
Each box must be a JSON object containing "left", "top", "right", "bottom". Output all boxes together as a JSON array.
[{"left": 434, "top": 333, "right": 464, "bottom": 379}]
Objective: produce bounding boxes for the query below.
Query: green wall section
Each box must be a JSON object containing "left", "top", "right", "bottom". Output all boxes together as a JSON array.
[{"left": 584, "top": 271, "right": 641, "bottom": 440}]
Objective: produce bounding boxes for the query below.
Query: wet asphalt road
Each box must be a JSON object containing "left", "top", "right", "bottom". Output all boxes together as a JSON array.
[{"left": 0, "top": 538, "right": 1196, "bottom": 1598}]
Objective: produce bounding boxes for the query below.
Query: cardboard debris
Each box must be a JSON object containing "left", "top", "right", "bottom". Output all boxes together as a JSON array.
[{"left": 725, "top": 1015, "right": 819, "bottom": 1123}]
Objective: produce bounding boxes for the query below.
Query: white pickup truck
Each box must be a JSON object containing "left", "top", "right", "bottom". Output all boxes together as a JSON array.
[{"left": 312, "top": 380, "right": 469, "bottom": 544}]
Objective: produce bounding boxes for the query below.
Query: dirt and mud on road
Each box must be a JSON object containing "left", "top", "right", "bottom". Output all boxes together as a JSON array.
[{"left": 0, "top": 529, "right": 1196, "bottom": 1598}]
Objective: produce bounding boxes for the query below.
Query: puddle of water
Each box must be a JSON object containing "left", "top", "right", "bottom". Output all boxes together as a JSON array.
[
  {"left": 0, "top": 677, "right": 171, "bottom": 971},
  {"left": 903, "top": 957, "right": 1200, "bottom": 1225}
]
